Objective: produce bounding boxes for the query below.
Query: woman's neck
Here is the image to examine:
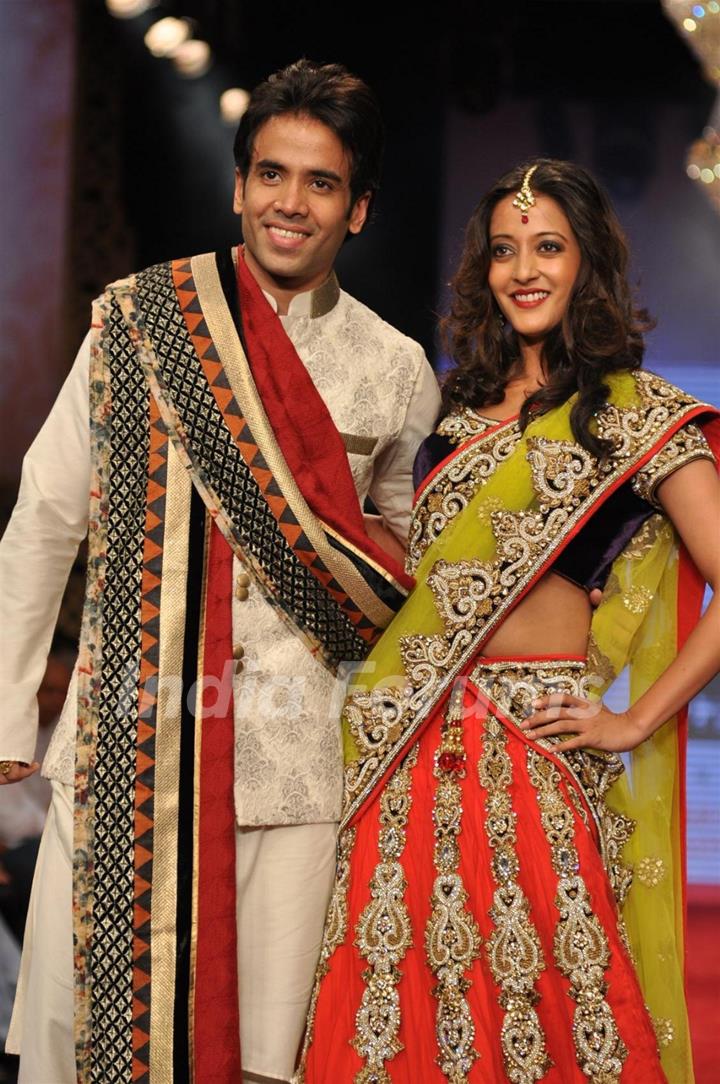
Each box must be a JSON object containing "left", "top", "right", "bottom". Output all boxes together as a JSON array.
[{"left": 508, "top": 340, "right": 545, "bottom": 391}]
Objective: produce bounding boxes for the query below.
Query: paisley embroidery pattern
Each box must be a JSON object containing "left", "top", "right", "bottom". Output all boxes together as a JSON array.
[
  {"left": 526, "top": 749, "right": 628, "bottom": 1082},
  {"left": 352, "top": 745, "right": 419, "bottom": 1081},
  {"left": 408, "top": 420, "right": 520, "bottom": 573},
  {"left": 469, "top": 660, "right": 635, "bottom": 911},
  {"left": 477, "top": 712, "right": 551, "bottom": 1083},
  {"left": 425, "top": 685, "right": 482, "bottom": 1080}
]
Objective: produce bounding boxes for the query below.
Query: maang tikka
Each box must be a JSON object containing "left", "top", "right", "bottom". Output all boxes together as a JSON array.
[{"left": 512, "top": 164, "right": 538, "bottom": 224}]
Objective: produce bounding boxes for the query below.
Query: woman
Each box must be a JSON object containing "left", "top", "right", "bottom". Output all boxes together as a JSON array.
[{"left": 295, "top": 160, "right": 720, "bottom": 1083}]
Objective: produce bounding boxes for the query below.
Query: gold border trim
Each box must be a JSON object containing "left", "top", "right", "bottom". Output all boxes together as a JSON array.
[
  {"left": 188, "top": 509, "right": 211, "bottom": 1074},
  {"left": 191, "top": 252, "right": 403, "bottom": 626},
  {"left": 149, "top": 439, "right": 191, "bottom": 1082}
]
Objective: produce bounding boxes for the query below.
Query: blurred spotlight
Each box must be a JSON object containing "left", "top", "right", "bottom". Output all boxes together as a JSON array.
[
  {"left": 106, "top": 0, "right": 156, "bottom": 16},
  {"left": 220, "top": 88, "right": 250, "bottom": 125},
  {"left": 663, "top": 0, "right": 720, "bottom": 83},
  {"left": 687, "top": 120, "right": 720, "bottom": 213},
  {"left": 172, "top": 40, "right": 212, "bottom": 79},
  {"left": 144, "top": 17, "right": 191, "bottom": 57}
]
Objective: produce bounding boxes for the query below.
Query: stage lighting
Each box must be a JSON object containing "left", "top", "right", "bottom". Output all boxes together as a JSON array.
[
  {"left": 220, "top": 88, "right": 250, "bottom": 124},
  {"left": 144, "top": 17, "right": 190, "bottom": 57},
  {"left": 106, "top": 0, "right": 156, "bottom": 16},
  {"left": 172, "top": 40, "right": 212, "bottom": 78}
]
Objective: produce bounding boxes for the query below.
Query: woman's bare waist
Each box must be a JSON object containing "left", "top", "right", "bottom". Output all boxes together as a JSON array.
[{"left": 481, "top": 571, "right": 591, "bottom": 659}]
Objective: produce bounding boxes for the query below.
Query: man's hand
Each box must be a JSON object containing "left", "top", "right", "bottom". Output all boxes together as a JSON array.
[{"left": 0, "top": 762, "right": 40, "bottom": 786}]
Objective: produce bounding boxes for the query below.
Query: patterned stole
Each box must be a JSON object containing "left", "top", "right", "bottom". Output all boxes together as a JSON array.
[{"left": 72, "top": 251, "right": 411, "bottom": 1082}]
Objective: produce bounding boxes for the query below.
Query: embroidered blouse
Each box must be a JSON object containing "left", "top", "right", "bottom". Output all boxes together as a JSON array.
[{"left": 414, "top": 415, "right": 714, "bottom": 594}]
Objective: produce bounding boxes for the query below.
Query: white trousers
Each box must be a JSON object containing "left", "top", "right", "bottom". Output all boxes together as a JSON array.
[{"left": 7, "top": 781, "right": 337, "bottom": 1083}]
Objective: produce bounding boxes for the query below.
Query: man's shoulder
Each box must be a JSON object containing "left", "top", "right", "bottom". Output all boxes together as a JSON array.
[
  {"left": 336, "top": 289, "right": 426, "bottom": 363},
  {"left": 99, "top": 251, "right": 215, "bottom": 299}
]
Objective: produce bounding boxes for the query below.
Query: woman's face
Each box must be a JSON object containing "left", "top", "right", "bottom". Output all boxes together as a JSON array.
[{"left": 487, "top": 192, "right": 582, "bottom": 344}]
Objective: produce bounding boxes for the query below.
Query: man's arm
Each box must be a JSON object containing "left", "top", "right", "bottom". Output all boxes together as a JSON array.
[
  {"left": 0, "top": 335, "right": 91, "bottom": 772},
  {"left": 368, "top": 350, "right": 441, "bottom": 543}
]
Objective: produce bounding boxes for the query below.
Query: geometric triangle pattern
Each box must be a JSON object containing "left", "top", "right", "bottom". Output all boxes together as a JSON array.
[
  {"left": 130, "top": 394, "right": 168, "bottom": 1082},
  {"left": 171, "top": 256, "right": 381, "bottom": 647},
  {"left": 132, "top": 257, "right": 370, "bottom": 668},
  {"left": 89, "top": 295, "right": 151, "bottom": 1084}
]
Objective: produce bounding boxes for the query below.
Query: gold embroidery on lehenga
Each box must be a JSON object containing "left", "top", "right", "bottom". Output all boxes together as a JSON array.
[
  {"left": 293, "top": 827, "right": 357, "bottom": 1083},
  {"left": 477, "top": 712, "right": 551, "bottom": 1083},
  {"left": 352, "top": 744, "right": 419, "bottom": 1081},
  {"left": 425, "top": 684, "right": 482, "bottom": 1080},
  {"left": 469, "top": 659, "right": 635, "bottom": 938},
  {"left": 342, "top": 372, "right": 709, "bottom": 829},
  {"left": 527, "top": 749, "right": 628, "bottom": 1081}
]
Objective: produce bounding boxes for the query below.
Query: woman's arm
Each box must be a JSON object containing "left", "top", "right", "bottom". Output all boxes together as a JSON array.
[{"left": 519, "top": 457, "right": 720, "bottom": 752}]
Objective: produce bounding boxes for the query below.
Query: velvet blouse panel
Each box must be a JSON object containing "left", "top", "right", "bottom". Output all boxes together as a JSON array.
[{"left": 413, "top": 417, "right": 715, "bottom": 594}]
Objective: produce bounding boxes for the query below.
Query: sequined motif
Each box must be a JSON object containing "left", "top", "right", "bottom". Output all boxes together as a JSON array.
[
  {"left": 408, "top": 419, "right": 520, "bottom": 574},
  {"left": 436, "top": 406, "right": 494, "bottom": 444},
  {"left": 527, "top": 749, "right": 628, "bottom": 1081},
  {"left": 631, "top": 421, "right": 714, "bottom": 509},
  {"left": 652, "top": 1016, "right": 675, "bottom": 1048},
  {"left": 469, "top": 659, "right": 635, "bottom": 911},
  {"left": 636, "top": 856, "right": 666, "bottom": 888},
  {"left": 352, "top": 745, "right": 419, "bottom": 1081},
  {"left": 425, "top": 684, "right": 482, "bottom": 1080},
  {"left": 477, "top": 711, "right": 551, "bottom": 1082}
]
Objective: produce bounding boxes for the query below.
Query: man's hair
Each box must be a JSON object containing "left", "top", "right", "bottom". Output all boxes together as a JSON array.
[{"left": 233, "top": 59, "right": 384, "bottom": 215}]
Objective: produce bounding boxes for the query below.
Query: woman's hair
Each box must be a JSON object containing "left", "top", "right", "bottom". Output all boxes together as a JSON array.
[{"left": 440, "top": 158, "right": 653, "bottom": 456}]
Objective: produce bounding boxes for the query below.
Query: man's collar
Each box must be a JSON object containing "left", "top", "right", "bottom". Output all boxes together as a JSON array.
[{"left": 261, "top": 271, "right": 340, "bottom": 319}]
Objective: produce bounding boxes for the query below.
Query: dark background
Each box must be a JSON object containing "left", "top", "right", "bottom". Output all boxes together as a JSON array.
[{"left": 73, "top": 0, "right": 716, "bottom": 362}]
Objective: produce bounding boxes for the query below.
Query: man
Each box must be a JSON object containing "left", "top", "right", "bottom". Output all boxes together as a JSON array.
[{"left": 0, "top": 60, "right": 439, "bottom": 1083}]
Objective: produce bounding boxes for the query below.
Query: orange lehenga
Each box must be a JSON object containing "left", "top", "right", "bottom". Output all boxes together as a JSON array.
[{"left": 295, "top": 371, "right": 720, "bottom": 1084}]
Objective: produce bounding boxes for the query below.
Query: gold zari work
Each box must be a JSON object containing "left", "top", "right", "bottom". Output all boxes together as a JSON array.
[
  {"left": 352, "top": 745, "right": 418, "bottom": 1081},
  {"left": 469, "top": 660, "right": 634, "bottom": 911},
  {"left": 408, "top": 420, "right": 520, "bottom": 574},
  {"left": 631, "top": 421, "right": 714, "bottom": 508},
  {"left": 636, "top": 856, "right": 666, "bottom": 888},
  {"left": 342, "top": 370, "right": 699, "bottom": 828},
  {"left": 435, "top": 406, "right": 494, "bottom": 444},
  {"left": 652, "top": 1016, "right": 675, "bottom": 1048},
  {"left": 527, "top": 750, "right": 628, "bottom": 1081},
  {"left": 425, "top": 685, "right": 482, "bottom": 1080},
  {"left": 477, "top": 712, "right": 551, "bottom": 1083}
]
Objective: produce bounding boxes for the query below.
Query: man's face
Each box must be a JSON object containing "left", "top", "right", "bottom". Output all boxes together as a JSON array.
[{"left": 234, "top": 113, "right": 370, "bottom": 298}]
